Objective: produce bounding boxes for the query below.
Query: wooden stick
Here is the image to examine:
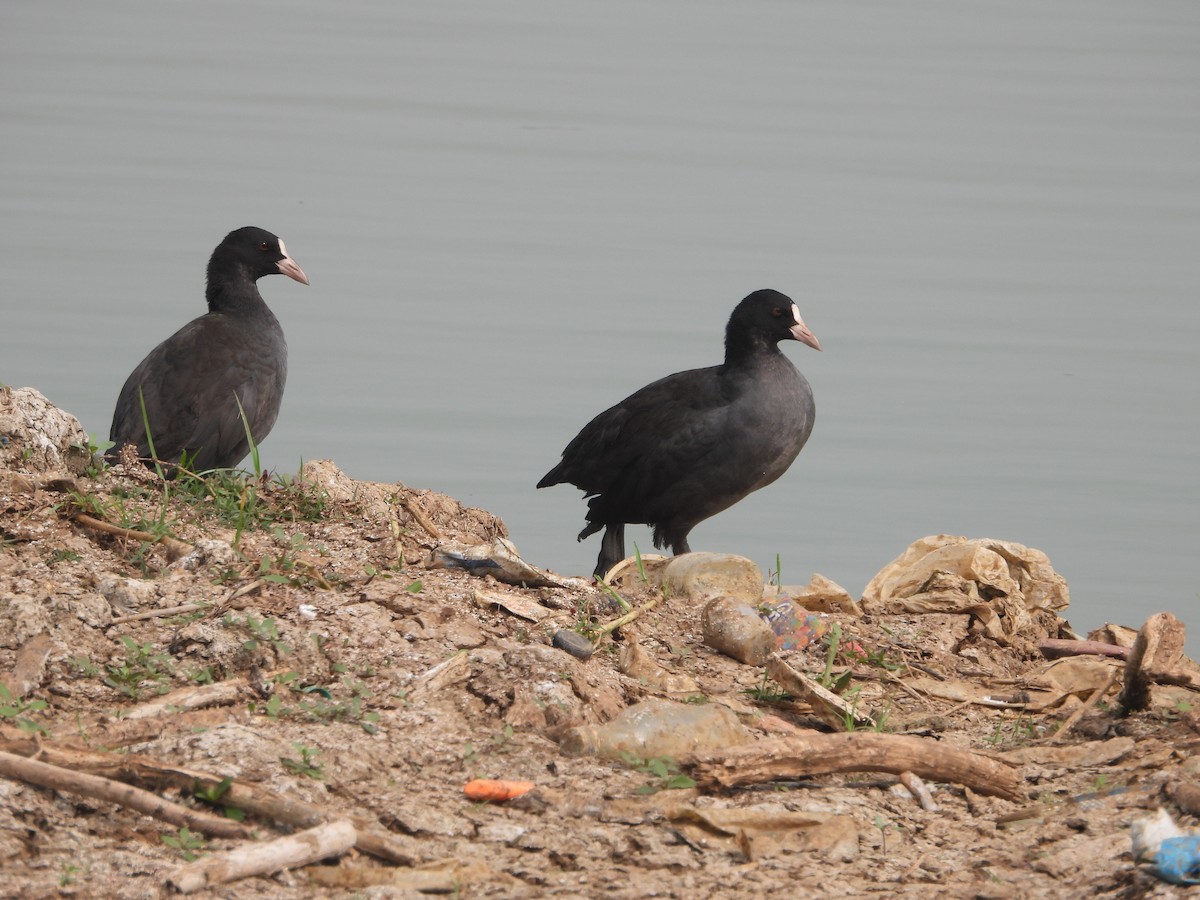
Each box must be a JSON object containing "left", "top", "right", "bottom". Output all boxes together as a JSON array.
[
  {"left": 168, "top": 819, "right": 356, "bottom": 893},
  {"left": 142, "top": 765, "right": 415, "bottom": 866},
  {"left": 687, "top": 731, "right": 1024, "bottom": 801},
  {"left": 766, "top": 653, "right": 875, "bottom": 731},
  {"left": 109, "top": 603, "right": 210, "bottom": 625},
  {"left": 401, "top": 496, "right": 442, "bottom": 540},
  {"left": 1046, "top": 667, "right": 1120, "bottom": 742},
  {"left": 0, "top": 709, "right": 231, "bottom": 752},
  {"left": 899, "top": 771, "right": 939, "bottom": 811},
  {"left": 409, "top": 652, "right": 470, "bottom": 699},
  {"left": 593, "top": 593, "right": 662, "bottom": 640},
  {"left": 387, "top": 506, "right": 405, "bottom": 565},
  {"left": 124, "top": 681, "right": 244, "bottom": 720},
  {"left": 73, "top": 512, "right": 193, "bottom": 559},
  {"left": 1, "top": 744, "right": 416, "bottom": 865},
  {"left": 0, "top": 749, "right": 249, "bottom": 839}
]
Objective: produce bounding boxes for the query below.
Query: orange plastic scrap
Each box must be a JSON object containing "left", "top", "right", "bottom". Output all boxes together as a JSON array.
[{"left": 463, "top": 778, "right": 535, "bottom": 802}]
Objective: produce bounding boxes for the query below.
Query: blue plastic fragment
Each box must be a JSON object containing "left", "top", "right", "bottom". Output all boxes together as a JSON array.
[
  {"left": 439, "top": 553, "right": 501, "bottom": 572},
  {"left": 1155, "top": 835, "right": 1200, "bottom": 885}
]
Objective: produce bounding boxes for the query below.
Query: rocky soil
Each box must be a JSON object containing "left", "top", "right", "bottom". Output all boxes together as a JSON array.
[{"left": 0, "top": 385, "right": 1198, "bottom": 899}]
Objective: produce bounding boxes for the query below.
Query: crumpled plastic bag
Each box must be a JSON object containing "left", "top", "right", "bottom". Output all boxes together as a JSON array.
[
  {"left": 429, "top": 537, "right": 592, "bottom": 590},
  {"left": 860, "top": 535, "right": 1069, "bottom": 643},
  {"left": 1157, "top": 835, "right": 1200, "bottom": 885},
  {"left": 768, "top": 573, "right": 861, "bottom": 616},
  {"left": 1026, "top": 656, "right": 1123, "bottom": 706}
]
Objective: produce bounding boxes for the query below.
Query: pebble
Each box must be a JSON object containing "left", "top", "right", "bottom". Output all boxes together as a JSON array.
[
  {"left": 659, "top": 553, "right": 763, "bottom": 603},
  {"left": 552, "top": 628, "right": 594, "bottom": 660}
]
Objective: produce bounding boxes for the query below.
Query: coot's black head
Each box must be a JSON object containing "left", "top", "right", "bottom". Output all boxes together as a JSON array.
[
  {"left": 206, "top": 226, "right": 308, "bottom": 305},
  {"left": 726, "top": 289, "right": 822, "bottom": 357}
]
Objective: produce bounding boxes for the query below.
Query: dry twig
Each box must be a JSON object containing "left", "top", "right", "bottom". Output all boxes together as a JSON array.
[
  {"left": 124, "top": 681, "right": 245, "bottom": 720},
  {"left": 766, "top": 653, "right": 876, "bottom": 731},
  {"left": 168, "top": 820, "right": 356, "bottom": 893},
  {"left": 688, "top": 731, "right": 1024, "bottom": 801},
  {"left": 899, "top": 771, "right": 939, "bottom": 811},
  {"left": 72, "top": 512, "right": 193, "bottom": 559},
  {"left": 0, "top": 749, "right": 249, "bottom": 839},
  {"left": 401, "top": 495, "right": 442, "bottom": 540},
  {"left": 593, "top": 593, "right": 663, "bottom": 641},
  {"left": 0, "top": 745, "right": 417, "bottom": 865},
  {"left": 1046, "top": 667, "right": 1120, "bottom": 743},
  {"left": 109, "top": 603, "right": 210, "bottom": 625}
]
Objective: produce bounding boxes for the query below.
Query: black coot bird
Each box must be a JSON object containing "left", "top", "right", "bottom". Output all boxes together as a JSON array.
[
  {"left": 108, "top": 226, "right": 308, "bottom": 473},
  {"left": 538, "top": 289, "right": 821, "bottom": 578}
]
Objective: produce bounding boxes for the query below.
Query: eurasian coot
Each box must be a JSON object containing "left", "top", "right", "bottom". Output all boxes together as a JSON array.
[
  {"left": 107, "top": 226, "right": 308, "bottom": 473},
  {"left": 538, "top": 288, "right": 821, "bottom": 577}
]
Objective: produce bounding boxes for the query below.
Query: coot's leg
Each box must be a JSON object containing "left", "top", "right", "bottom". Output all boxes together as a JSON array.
[
  {"left": 596, "top": 523, "right": 626, "bottom": 578},
  {"left": 665, "top": 527, "right": 693, "bottom": 558}
]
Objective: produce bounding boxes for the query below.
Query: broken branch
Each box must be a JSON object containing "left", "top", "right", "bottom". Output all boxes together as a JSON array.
[
  {"left": 401, "top": 496, "right": 442, "bottom": 540},
  {"left": 109, "top": 603, "right": 210, "bottom": 625},
  {"left": 0, "top": 744, "right": 416, "bottom": 865},
  {"left": 168, "top": 819, "right": 356, "bottom": 893},
  {"left": 766, "top": 653, "right": 876, "bottom": 731},
  {"left": 687, "top": 731, "right": 1024, "bottom": 801},
  {"left": 593, "top": 593, "right": 663, "bottom": 641},
  {"left": 0, "top": 749, "right": 249, "bottom": 839},
  {"left": 1046, "top": 666, "right": 1120, "bottom": 742},
  {"left": 72, "top": 512, "right": 192, "bottom": 560}
]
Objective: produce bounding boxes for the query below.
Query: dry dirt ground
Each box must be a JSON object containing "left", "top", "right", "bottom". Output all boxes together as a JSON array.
[{"left": 0, "top": 392, "right": 1198, "bottom": 899}]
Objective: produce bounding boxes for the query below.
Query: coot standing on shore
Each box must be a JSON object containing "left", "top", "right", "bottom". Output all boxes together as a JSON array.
[
  {"left": 538, "top": 289, "right": 821, "bottom": 578},
  {"left": 107, "top": 226, "right": 308, "bottom": 473}
]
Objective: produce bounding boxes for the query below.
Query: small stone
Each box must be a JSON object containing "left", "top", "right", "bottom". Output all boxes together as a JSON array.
[
  {"left": 659, "top": 553, "right": 763, "bottom": 603},
  {"left": 0, "top": 592, "right": 53, "bottom": 650},
  {"left": 443, "top": 618, "right": 487, "bottom": 649},
  {"left": 618, "top": 640, "right": 700, "bottom": 693},
  {"left": 97, "top": 574, "right": 160, "bottom": 613},
  {"left": 478, "top": 822, "right": 528, "bottom": 844},
  {"left": 167, "top": 539, "right": 239, "bottom": 574},
  {"left": 0, "top": 386, "right": 90, "bottom": 475},
  {"left": 552, "top": 629, "right": 594, "bottom": 660}
]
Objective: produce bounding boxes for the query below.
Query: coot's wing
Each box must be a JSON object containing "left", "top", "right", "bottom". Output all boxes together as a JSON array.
[
  {"left": 540, "top": 366, "right": 731, "bottom": 497},
  {"left": 173, "top": 371, "right": 279, "bottom": 472},
  {"left": 109, "top": 318, "right": 211, "bottom": 464},
  {"left": 109, "top": 315, "right": 281, "bottom": 471},
  {"left": 597, "top": 371, "right": 742, "bottom": 522}
]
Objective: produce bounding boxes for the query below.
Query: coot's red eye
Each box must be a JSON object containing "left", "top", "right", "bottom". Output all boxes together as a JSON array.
[
  {"left": 258, "top": 241, "right": 269, "bottom": 251},
  {"left": 771, "top": 307, "right": 783, "bottom": 317}
]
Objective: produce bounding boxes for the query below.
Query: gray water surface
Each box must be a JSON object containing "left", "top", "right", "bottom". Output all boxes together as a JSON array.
[{"left": 3, "top": 1, "right": 1198, "bottom": 649}]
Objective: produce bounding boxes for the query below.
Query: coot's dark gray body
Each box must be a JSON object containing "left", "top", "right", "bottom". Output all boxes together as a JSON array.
[
  {"left": 108, "top": 226, "right": 308, "bottom": 473},
  {"left": 538, "top": 289, "right": 821, "bottom": 577}
]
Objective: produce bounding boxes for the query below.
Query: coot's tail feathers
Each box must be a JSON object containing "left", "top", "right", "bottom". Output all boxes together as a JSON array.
[
  {"left": 576, "top": 520, "right": 603, "bottom": 542},
  {"left": 535, "top": 467, "right": 562, "bottom": 489}
]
